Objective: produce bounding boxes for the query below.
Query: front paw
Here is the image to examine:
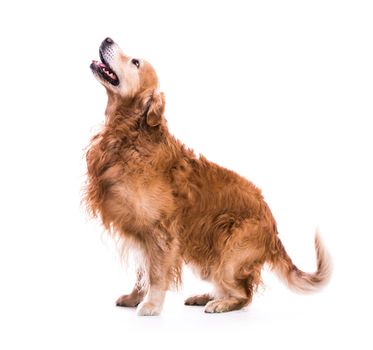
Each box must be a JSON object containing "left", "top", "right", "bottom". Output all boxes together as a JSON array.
[
  {"left": 116, "top": 294, "right": 142, "bottom": 307},
  {"left": 136, "top": 301, "right": 162, "bottom": 316},
  {"left": 184, "top": 293, "right": 212, "bottom": 306}
]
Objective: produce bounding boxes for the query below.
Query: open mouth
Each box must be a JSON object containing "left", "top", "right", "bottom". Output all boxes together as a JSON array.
[{"left": 90, "top": 53, "right": 119, "bottom": 86}]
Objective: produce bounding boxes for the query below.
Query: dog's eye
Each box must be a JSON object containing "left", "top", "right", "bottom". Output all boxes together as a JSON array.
[{"left": 131, "top": 58, "right": 140, "bottom": 69}]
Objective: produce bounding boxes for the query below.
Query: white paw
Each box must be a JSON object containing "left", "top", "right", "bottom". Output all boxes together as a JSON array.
[
  {"left": 136, "top": 301, "right": 162, "bottom": 316},
  {"left": 204, "top": 300, "right": 227, "bottom": 313}
]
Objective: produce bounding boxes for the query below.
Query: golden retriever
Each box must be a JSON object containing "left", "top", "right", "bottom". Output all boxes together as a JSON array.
[{"left": 85, "top": 37, "right": 332, "bottom": 316}]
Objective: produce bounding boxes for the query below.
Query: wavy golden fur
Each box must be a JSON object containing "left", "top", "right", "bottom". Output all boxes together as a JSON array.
[{"left": 85, "top": 38, "right": 332, "bottom": 315}]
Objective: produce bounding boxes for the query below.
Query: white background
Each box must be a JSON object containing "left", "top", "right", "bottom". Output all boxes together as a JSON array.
[{"left": 0, "top": 0, "right": 372, "bottom": 349}]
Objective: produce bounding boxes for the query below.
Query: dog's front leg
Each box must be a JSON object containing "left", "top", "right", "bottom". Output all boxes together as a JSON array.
[
  {"left": 116, "top": 269, "right": 146, "bottom": 307},
  {"left": 136, "top": 286, "right": 167, "bottom": 316},
  {"left": 136, "top": 230, "right": 179, "bottom": 316}
]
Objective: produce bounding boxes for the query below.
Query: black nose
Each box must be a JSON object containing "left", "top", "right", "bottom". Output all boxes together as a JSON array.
[{"left": 104, "top": 37, "right": 113, "bottom": 44}]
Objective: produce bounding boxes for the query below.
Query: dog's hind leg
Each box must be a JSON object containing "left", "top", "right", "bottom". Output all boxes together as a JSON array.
[
  {"left": 204, "top": 221, "right": 266, "bottom": 313},
  {"left": 203, "top": 267, "right": 262, "bottom": 313},
  {"left": 204, "top": 278, "right": 250, "bottom": 313},
  {"left": 204, "top": 268, "right": 252, "bottom": 313}
]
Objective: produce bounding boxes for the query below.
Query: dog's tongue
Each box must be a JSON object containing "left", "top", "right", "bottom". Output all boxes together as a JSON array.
[{"left": 92, "top": 60, "right": 107, "bottom": 68}]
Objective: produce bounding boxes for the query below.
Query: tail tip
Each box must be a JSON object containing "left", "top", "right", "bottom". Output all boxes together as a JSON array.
[{"left": 314, "top": 228, "right": 333, "bottom": 289}]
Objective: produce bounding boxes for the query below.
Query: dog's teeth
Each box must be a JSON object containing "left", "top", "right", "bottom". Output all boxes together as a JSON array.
[{"left": 100, "top": 65, "right": 116, "bottom": 80}]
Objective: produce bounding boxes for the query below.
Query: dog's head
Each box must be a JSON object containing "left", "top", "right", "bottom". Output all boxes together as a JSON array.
[{"left": 90, "top": 38, "right": 164, "bottom": 126}]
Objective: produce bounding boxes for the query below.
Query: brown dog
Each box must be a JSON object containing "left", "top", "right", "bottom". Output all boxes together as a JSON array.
[{"left": 85, "top": 38, "right": 332, "bottom": 316}]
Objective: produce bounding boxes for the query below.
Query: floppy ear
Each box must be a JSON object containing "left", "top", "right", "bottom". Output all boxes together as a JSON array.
[{"left": 146, "top": 91, "right": 165, "bottom": 127}]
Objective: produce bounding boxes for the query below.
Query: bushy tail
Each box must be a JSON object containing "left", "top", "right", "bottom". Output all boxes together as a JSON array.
[{"left": 272, "top": 230, "right": 332, "bottom": 293}]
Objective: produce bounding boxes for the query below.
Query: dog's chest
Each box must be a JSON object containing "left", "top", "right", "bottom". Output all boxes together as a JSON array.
[
  {"left": 103, "top": 173, "right": 175, "bottom": 232},
  {"left": 107, "top": 175, "right": 162, "bottom": 219},
  {"left": 87, "top": 134, "right": 174, "bottom": 230}
]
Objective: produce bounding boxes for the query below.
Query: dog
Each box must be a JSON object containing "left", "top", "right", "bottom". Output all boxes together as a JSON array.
[{"left": 85, "top": 37, "right": 332, "bottom": 316}]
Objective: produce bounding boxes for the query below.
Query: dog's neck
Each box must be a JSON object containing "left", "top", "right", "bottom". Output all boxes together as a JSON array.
[
  {"left": 103, "top": 91, "right": 169, "bottom": 146},
  {"left": 105, "top": 93, "right": 138, "bottom": 120}
]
